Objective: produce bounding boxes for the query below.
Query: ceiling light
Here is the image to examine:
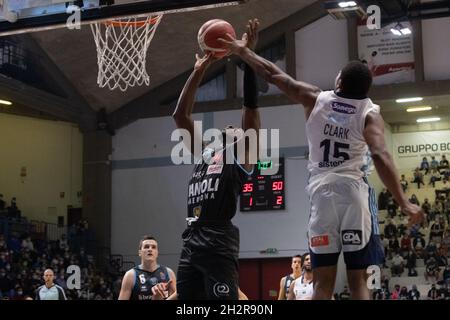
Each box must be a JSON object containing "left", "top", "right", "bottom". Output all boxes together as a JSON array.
[
  {"left": 390, "top": 28, "right": 402, "bottom": 36},
  {"left": 0, "top": 99, "right": 12, "bottom": 105},
  {"left": 406, "top": 106, "right": 432, "bottom": 112},
  {"left": 338, "top": 1, "right": 357, "bottom": 7},
  {"left": 400, "top": 27, "right": 411, "bottom": 35},
  {"left": 416, "top": 117, "right": 440, "bottom": 123},
  {"left": 396, "top": 97, "right": 423, "bottom": 103}
]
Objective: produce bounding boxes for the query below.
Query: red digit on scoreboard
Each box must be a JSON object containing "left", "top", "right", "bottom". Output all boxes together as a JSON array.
[
  {"left": 272, "top": 181, "right": 283, "bottom": 191},
  {"left": 249, "top": 197, "right": 253, "bottom": 206},
  {"left": 276, "top": 196, "right": 283, "bottom": 205},
  {"left": 243, "top": 183, "right": 253, "bottom": 192}
]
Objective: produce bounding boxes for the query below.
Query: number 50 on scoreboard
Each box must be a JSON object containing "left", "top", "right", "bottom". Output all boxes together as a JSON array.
[{"left": 240, "top": 157, "right": 285, "bottom": 212}]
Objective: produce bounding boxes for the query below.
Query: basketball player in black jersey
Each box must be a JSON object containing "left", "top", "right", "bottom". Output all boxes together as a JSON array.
[
  {"left": 278, "top": 255, "right": 302, "bottom": 300},
  {"left": 172, "top": 21, "right": 260, "bottom": 300},
  {"left": 118, "top": 235, "right": 176, "bottom": 300}
]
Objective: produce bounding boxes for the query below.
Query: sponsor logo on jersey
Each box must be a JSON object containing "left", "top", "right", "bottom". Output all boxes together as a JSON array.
[
  {"left": 213, "top": 283, "right": 230, "bottom": 298},
  {"left": 342, "top": 230, "right": 362, "bottom": 245},
  {"left": 149, "top": 277, "right": 158, "bottom": 285},
  {"left": 206, "top": 164, "right": 223, "bottom": 175},
  {"left": 160, "top": 271, "right": 166, "bottom": 281},
  {"left": 193, "top": 206, "right": 201, "bottom": 217},
  {"left": 310, "top": 235, "right": 329, "bottom": 247},
  {"left": 331, "top": 102, "right": 357, "bottom": 114}
]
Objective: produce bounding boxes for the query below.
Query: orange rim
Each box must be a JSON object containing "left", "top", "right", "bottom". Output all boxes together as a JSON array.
[{"left": 104, "top": 15, "right": 161, "bottom": 27}]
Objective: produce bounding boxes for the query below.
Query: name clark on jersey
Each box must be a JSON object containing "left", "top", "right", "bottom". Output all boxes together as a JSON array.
[
  {"left": 323, "top": 124, "right": 349, "bottom": 140},
  {"left": 188, "top": 178, "right": 219, "bottom": 205}
]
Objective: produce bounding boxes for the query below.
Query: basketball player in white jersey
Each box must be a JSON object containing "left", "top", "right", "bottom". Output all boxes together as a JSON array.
[
  {"left": 278, "top": 254, "right": 302, "bottom": 300},
  {"left": 288, "top": 253, "right": 313, "bottom": 300},
  {"left": 219, "top": 19, "right": 424, "bottom": 300}
]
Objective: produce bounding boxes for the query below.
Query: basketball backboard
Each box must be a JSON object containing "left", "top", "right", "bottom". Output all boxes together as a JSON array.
[{"left": 0, "top": 0, "right": 246, "bottom": 35}]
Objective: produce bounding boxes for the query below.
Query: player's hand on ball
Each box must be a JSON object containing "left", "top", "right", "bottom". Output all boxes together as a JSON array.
[{"left": 194, "top": 53, "right": 219, "bottom": 70}]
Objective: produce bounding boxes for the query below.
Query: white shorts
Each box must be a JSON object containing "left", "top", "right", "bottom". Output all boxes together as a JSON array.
[{"left": 307, "top": 177, "right": 384, "bottom": 269}]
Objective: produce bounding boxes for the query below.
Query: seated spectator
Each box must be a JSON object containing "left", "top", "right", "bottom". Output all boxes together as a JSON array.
[
  {"left": 425, "top": 257, "right": 440, "bottom": 284},
  {"left": 400, "top": 174, "right": 408, "bottom": 192},
  {"left": 425, "top": 241, "right": 438, "bottom": 261},
  {"left": 400, "top": 232, "right": 411, "bottom": 253},
  {"left": 399, "top": 286, "right": 408, "bottom": 300},
  {"left": 429, "top": 217, "right": 445, "bottom": 244},
  {"left": 442, "top": 230, "right": 450, "bottom": 256},
  {"left": 407, "top": 250, "right": 418, "bottom": 277},
  {"left": 436, "top": 247, "right": 448, "bottom": 267},
  {"left": 58, "top": 234, "right": 69, "bottom": 253},
  {"left": 427, "top": 283, "right": 440, "bottom": 300},
  {"left": 420, "top": 157, "right": 430, "bottom": 175},
  {"left": 439, "top": 155, "right": 449, "bottom": 170},
  {"left": 443, "top": 265, "right": 450, "bottom": 286},
  {"left": 384, "top": 218, "right": 398, "bottom": 239},
  {"left": 373, "top": 284, "right": 390, "bottom": 300},
  {"left": 387, "top": 199, "right": 397, "bottom": 218},
  {"left": 431, "top": 156, "right": 439, "bottom": 173},
  {"left": 21, "top": 237, "right": 34, "bottom": 252},
  {"left": 409, "top": 194, "right": 420, "bottom": 206},
  {"left": 408, "top": 285, "right": 420, "bottom": 300},
  {"left": 429, "top": 171, "right": 441, "bottom": 188},
  {"left": 391, "top": 284, "right": 401, "bottom": 300},
  {"left": 422, "top": 198, "right": 431, "bottom": 215},
  {"left": 412, "top": 168, "right": 425, "bottom": 189},
  {"left": 391, "top": 253, "right": 405, "bottom": 277},
  {"left": 413, "top": 234, "right": 426, "bottom": 258},
  {"left": 378, "top": 189, "right": 391, "bottom": 210}
]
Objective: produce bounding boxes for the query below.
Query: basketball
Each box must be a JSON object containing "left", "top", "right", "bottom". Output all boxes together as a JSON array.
[{"left": 198, "top": 19, "right": 236, "bottom": 58}]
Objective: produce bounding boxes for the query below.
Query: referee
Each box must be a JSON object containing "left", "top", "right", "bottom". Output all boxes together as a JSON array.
[{"left": 35, "top": 269, "right": 67, "bottom": 300}]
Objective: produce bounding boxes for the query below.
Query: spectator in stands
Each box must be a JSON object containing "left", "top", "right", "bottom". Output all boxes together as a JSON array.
[
  {"left": 384, "top": 218, "right": 398, "bottom": 239},
  {"left": 380, "top": 234, "right": 389, "bottom": 259},
  {"left": 387, "top": 199, "right": 397, "bottom": 218},
  {"left": 388, "top": 236, "right": 400, "bottom": 257},
  {"left": 0, "top": 268, "right": 12, "bottom": 298},
  {"left": 420, "top": 157, "right": 430, "bottom": 175},
  {"left": 58, "top": 234, "right": 69, "bottom": 253},
  {"left": 406, "top": 250, "right": 418, "bottom": 277},
  {"left": 442, "top": 230, "right": 450, "bottom": 256},
  {"left": 440, "top": 155, "right": 449, "bottom": 170},
  {"left": 436, "top": 247, "right": 448, "bottom": 267},
  {"left": 339, "top": 286, "right": 350, "bottom": 300},
  {"left": 422, "top": 198, "right": 431, "bottom": 215},
  {"left": 400, "top": 174, "right": 408, "bottom": 193},
  {"left": 430, "top": 156, "right": 439, "bottom": 173},
  {"left": 443, "top": 265, "right": 450, "bottom": 286},
  {"left": 412, "top": 168, "right": 425, "bottom": 189},
  {"left": 445, "top": 196, "right": 450, "bottom": 223},
  {"left": 425, "top": 241, "right": 438, "bottom": 261},
  {"left": 373, "top": 283, "right": 390, "bottom": 300},
  {"left": 21, "top": 236, "right": 34, "bottom": 252},
  {"left": 409, "top": 194, "right": 420, "bottom": 206},
  {"left": 378, "top": 188, "right": 391, "bottom": 210},
  {"left": 425, "top": 257, "right": 440, "bottom": 284},
  {"left": 0, "top": 194, "right": 5, "bottom": 210},
  {"left": 427, "top": 283, "right": 440, "bottom": 300},
  {"left": 399, "top": 286, "right": 408, "bottom": 300},
  {"left": 413, "top": 234, "right": 426, "bottom": 258},
  {"left": 391, "top": 253, "right": 405, "bottom": 277},
  {"left": 429, "top": 217, "right": 445, "bottom": 244},
  {"left": 429, "top": 171, "right": 441, "bottom": 188},
  {"left": 391, "top": 284, "right": 401, "bottom": 300},
  {"left": 400, "top": 232, "right": 411, "bottom": 254},
  {"left": 408, "top": 285, "right": 420, "bottom": 300}
]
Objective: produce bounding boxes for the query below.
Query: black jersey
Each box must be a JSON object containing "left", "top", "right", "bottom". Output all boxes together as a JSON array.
[
  {"left": 187, "top": 146, "right": 251, "bottom": 221},
  {"left": 283, "top": 274, "right": 295, "bottom": 299},
  {"left": 130, "top": 265, "right": 170, "bottom": 300}
]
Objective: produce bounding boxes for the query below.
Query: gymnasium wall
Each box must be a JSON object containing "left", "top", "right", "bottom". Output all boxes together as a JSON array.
[{"left": 0, "top": 113, "right": 83, "bottom": 224}]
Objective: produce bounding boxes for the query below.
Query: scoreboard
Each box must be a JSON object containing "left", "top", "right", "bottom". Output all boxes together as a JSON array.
[{"left": 240, "top": 158, "right": 285, "bottom": 212}]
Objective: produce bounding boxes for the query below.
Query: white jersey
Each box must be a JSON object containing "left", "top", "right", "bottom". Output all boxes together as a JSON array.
[
  {"left": 292, "top": 275, "right": 314, "bottom": 300},
  {"left": 306, "top": 91, "right": 380, "bottom": 195}
]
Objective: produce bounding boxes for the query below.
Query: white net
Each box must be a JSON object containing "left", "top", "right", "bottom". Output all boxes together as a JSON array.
[{"left": 90, "top": 15, "right": 163, "bottom": 92}]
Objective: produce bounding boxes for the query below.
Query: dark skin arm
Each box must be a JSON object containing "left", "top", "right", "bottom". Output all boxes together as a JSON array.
[
  {"left": 218, "top": 20, "right": 321, "bottom": 120},
  {"left": 363, "top": 112, "right": 424, "bottom": 226},
  {"left": 172, "top": 53, "right": 218, "bottom": 153}
]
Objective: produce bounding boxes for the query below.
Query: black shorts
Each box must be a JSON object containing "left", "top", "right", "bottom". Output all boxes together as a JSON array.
[{"left": 177, "top": 223, "right": 239, "bottom": 300}]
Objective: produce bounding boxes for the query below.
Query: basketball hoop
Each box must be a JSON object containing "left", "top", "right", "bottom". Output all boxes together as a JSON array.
[{"left": 90, "top": 15, "right": 163, "bottom": 92}]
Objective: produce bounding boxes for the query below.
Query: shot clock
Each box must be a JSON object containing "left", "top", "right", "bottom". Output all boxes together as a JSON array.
[{"left": 240, "top": 158, "right": 285, "bottom": 211}]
